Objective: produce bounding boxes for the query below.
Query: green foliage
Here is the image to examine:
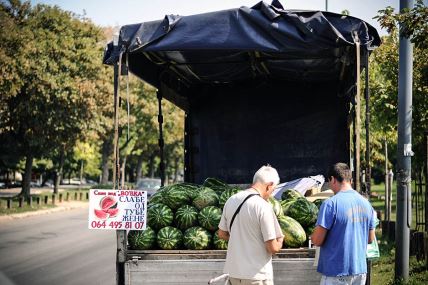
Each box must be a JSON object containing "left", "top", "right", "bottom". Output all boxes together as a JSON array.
[
  {"left": 0, "top": 0, "right": 112, "bottom": 196},
  {"left": 375, "top": 0, "right": 428, "bottom": 49},
  {"left": 366, "top": 3, "right": 428, "bottom": 174}
]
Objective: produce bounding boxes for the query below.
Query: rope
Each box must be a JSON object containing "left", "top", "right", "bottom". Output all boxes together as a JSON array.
[{"left": 157, "top": 90, "right": 166, "bottom": 186}]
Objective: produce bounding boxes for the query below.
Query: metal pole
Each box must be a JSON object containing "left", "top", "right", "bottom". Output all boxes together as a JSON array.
[
  {"left": 365, "top": 52, "right": 371, "bottom": 197},
  {"left": 325, "top": 0, "right": 328, "bottom": 11},
  {"left": 355, "top": 35, "right": 361, "bottom": 193},
  {"left": 385, "top": 140, "right": 390, "bottom": 222},
  {"left": 425, "top": 131, "right": 428, "bottom": 233},
  {"left": 395, "top": 0, "right": 414, "bottom": 280}
]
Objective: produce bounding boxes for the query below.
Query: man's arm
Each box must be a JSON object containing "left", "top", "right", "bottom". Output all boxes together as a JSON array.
[
  {"left": 368, "top": 229, "right": 375, "bottom": 244},
  {"left": 311, "top": 225, "right": 328, "bottom": 246},
  {"left": 265, "top": 236, "right": 284, "bottom": 254},
  {"left": 218, "top": 229, "right": 230, "bottom": 241}
]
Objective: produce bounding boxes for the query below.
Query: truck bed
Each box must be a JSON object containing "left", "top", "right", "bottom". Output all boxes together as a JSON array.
[{"left": 125, "top": 248, "right": 321, "bottom": 284}]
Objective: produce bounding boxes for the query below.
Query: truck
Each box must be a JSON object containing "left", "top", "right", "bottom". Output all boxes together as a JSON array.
[{"left": 103, "top": 1, "right": 381, "bottom": 284}]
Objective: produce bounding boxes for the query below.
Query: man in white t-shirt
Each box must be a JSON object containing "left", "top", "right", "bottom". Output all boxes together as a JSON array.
[{"left": 218, "top": 165, "right": 284, "bottom": 285}]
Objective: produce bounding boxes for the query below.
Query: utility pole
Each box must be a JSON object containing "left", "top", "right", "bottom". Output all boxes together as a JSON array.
[{"left": 395, "top": 0, "right": 414, "bottom": 281}]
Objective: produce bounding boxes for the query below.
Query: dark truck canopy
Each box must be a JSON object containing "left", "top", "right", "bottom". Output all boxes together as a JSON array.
[{"left": 104, "top": 1, "right": 380, "bottom": 184}]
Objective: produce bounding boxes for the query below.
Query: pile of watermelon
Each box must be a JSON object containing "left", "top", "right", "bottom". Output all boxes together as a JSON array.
[
  {"left": 128, "top": 179, "right": 320, "bottom": 250},
  {"left": 128, "top": 178, "right": 238, "bottom": 250}
]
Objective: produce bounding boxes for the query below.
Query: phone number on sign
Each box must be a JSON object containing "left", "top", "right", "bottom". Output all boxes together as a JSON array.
[{"left": 90, "top": 221, "right": 145, "bottom": 229}]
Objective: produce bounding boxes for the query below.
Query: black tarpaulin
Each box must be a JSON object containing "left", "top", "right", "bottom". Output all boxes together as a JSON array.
[
  {"left": 104, "top": 1, "right": 380, "bottom": 93},
  {"left": 103, "top": 1, "right": 381, "bottom": 184}
]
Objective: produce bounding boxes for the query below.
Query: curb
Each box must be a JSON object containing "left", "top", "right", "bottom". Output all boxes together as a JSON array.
[{"left": 0, "top": 202, "right": 88, "bottom": 222}]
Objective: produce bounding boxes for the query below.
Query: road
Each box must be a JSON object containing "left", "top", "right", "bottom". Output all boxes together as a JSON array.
[{"left": 0, "top": 207, "right": 116, "bottom": 285}]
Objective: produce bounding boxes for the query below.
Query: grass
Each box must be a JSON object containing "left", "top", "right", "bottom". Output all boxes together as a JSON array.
[
  {"left": 369, "top": 179, "right": 427, "bottom": 284},
  {"left": 371, "top": 232, "right": 428, "bottom": 285},
  {"left": 370, "top": 181, "right": 426, "bottom": 229},
  {"left": 0, "top": 189, "right": 89, "bottom": 216}
]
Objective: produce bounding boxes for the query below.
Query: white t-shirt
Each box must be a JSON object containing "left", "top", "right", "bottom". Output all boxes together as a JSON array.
[{"left": 218, "top": 188, "right": 284, "bottom": 280}]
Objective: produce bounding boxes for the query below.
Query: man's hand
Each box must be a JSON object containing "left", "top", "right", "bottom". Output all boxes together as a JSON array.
[
  {"left": 311, "top": 226, "right": 328, "bottom": 246},
  {"left": 218, "top": 229, "right": 230, "bottom": 241},
  {"left": 265, "top": 236, "right": 284, "bottom": 254}
]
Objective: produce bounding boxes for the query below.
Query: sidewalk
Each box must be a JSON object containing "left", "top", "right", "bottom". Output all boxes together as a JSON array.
[
  {"left": 0, "top": 185, "right": 87, "bottom": 198},
  {"left": 0, "top": 201, "right": 88, "bottom": 222}
]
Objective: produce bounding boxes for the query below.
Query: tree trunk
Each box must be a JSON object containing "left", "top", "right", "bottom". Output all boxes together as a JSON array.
[
  {"left": 54, "top": 150, "right": 65, "bottom": 194},
  {"left": 174, "top": 157, "right": 179, "bottom": 183},
  {"left": 121, "top": 156, "right": 127, "bottom": 188},
  {"left": 20, "top": 153, "right": 33, "bottom": 199},
  {"left": 149, "top": 155, "right": 155, "bottom": 178},
  {"left": 101, "top": 138, "right": 112, "bottom": 185},
  {"left": 136, "top": 153, "right": 144, "bottom": 181},
  {"left": 79, "top": 160, "right": 84, "bottom": 184},
  {"left": 128, "top": 162, "right": 135, "bottom": 183}
]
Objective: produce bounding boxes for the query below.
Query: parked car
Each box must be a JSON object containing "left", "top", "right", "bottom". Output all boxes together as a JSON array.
[{"left": 135, "top": 178, "right": 161, "bottom": 198}]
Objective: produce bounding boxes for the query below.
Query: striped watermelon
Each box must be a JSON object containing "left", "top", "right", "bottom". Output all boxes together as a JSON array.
[
  {"left": 213, "top": 230, "right": 228, "bottom": 250},
  {"left": 203, "top": 177, "right": 230, "bottom": 195},
  {"left": 278, "top": 216, "right": 306, "bottom": 248},
  {"left": 313, "top": 199, "right": 324, "bottom": 209},
  {"left": 149, "top": 191, "right": 164, "bottom": 204},
  {"left": 157, "top": 226, "right": 183, "bottom": 250},
  {"left": 198, "top": 206, "right": 222, "bottom": 231},
  {"left": 281, "top": 189, "right": 303, "bottom": 201},
  {"left": 268, "top": 197, "right": 284, "bottom": 217},
  {"left": 192, "top": 187, "right": 219, "bottom": 210},
  {"left": 286, "top": 198, "right": 319, "bottom": 227},
  {"left": 162, "top": 185, "right": 191, "bottom": 210},
  {"left": 183, "top": 226, "right": 212, "bottom": 250},
  {"left": 147, "top": 203, "right": 174, "bottom": 230},
  {"left": 281, "top": 199, "right": 295, "bottom": 215},
  {"left": 175, "top": 205, "right": 199, "bottom": 230},
  {"left": 305, "top": 224, "right": 316, "bottom": 239},
  {"left": 127, "top": 227, "right": 156, "bottom": 250},
  {"left": 178, "top": 183, "right": 201, "bottom": 200},
  {"left": 219, "top": 188, "right": 241, "bottom": 209}
]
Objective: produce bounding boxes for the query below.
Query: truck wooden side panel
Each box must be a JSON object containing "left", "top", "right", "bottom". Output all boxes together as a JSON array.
[
  {"left": 125, "top": 259, "right": 321, "bottom": 284},
  {"left": 124, "top": 249, "right": 321, "bottom": 284}
]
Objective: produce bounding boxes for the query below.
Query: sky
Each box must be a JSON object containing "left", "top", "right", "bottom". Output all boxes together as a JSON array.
[{"left": 29, "top": 0, "right": 405, "bottom": 36}]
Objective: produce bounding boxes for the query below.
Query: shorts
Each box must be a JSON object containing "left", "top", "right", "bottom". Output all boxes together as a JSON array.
[
  {"left": 229, "top": 277, "right": 274, "bottom": 285},
  {"left": 320, "top": 274, "right": 367, "bottom": 285}
]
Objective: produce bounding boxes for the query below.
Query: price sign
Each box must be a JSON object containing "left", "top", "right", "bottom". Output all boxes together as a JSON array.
[{"left": 88, "top": 189, "right": 147, "bottom": 230}]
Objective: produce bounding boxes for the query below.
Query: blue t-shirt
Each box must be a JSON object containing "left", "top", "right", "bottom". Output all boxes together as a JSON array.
[{"left": 316, "top": 189, "right": 375, "bottom": 277}]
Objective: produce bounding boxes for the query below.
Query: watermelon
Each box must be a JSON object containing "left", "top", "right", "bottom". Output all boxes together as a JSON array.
[
  {"left": 162, "top": 185, "right": 191, "bottom": 210},
  {"left": 203, "top": 177, "right": 230, "bottom": 195},
  {"left": 305, "top": 224, "right": 316, "bottom": 239},
  {"left": 175, "top": 205, "right": 199, "bottom": 230},
  {"left": 178, "top": 183, "right": 201, "bottom": 200},
  {"left": 147, "top": 203, "right": 174, "bottom": 230},
  {"left": 192, "top": 187, "right": 219, "bottom": 210},
  {"left": 198, "top": 206, "right": 222, "bottom": 231},
  {"left": 213, "top": 230, "right": 228, "bottom": 250},
  {"left": 157, "top": 226, "right": 183, "bottom": 250},
  {"left": 149, "top": 191, "right": 164, "bottom": 204},
  {"left": 183, "top": 226, "right": 212, "bottom": 250},
  {"left": 278, "top": 216, "right": 306, "bottom": 248},
  {"left": 281, "top": 189, "right": 303, "bottom": 201},
  {"left": 128, "top": 227, "right": 156, "bottom": 250},
  {"left": 286, "top": 198, "right": 319, "bottom": 227},
  {"left": 281, "top": 199, "right": 295, "bottom": 215},
  {"left": 268, "top": 197, "right": 284, "bottom": 217},
  {"left": 218, "top": 187, "right": 241, "bottom": 209},
  {"left": 313, "top": 199, "right": 324, "bottom": 209}
]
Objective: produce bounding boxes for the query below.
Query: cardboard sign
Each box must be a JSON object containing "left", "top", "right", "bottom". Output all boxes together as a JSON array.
[{"left": 88, "top": 189, "right": 147, "bottom": 230}]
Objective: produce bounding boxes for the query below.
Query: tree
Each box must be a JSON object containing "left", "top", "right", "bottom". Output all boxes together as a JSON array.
[
  {"left": 368, "top": 1, "right": 428, "bottom": 174},
  {"left": 0, "top": 0, "right": 110, "bottom": 198}
]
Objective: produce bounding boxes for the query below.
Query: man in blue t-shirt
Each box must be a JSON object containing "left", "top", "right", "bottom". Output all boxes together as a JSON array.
[{"left": 311, "top": 163, "right": 376, "bottom": 285}]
